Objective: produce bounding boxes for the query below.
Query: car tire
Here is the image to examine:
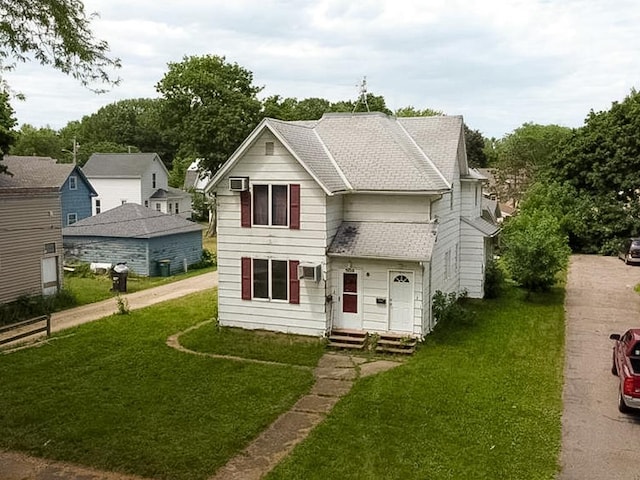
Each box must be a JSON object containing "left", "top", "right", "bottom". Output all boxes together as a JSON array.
[{"left": 619, "top": 390, "right": 632, "bottom": 413}]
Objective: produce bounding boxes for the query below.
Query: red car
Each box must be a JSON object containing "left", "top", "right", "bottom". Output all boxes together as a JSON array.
[{"left": 610, "top": 329, "right": 640, "bottom": 412}]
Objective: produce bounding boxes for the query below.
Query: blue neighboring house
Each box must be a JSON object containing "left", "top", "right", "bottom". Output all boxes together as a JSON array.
[{"left": 3, "top": 156, "right": 97, "bottom": 227}]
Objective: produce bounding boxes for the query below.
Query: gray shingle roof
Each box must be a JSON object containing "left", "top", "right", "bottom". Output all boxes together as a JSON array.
[
  {"left": 209, "top": 113, "right": 464, "bottom": 195},
  {"left": 0, "top": 156, "right": 72, "bottom": 189},
  {"left": 149, "top": 187, "right": 191, "bottom": 200},
  {"left": 328, "top": 221, "right": 437, "bottom": 261},
  {"left": 83, "top": 153, "right": 163, "bottom": 177},
  {"left": 62, "top": 203, "right": 203, "bottom": 239},
  {"left": 461, "top": 216, "right": 500, "bottom": 237}
]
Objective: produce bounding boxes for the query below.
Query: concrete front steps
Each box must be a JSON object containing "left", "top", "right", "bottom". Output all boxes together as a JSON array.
[{"left": 328, "top": 329, "right": 417, "bottom": 355}]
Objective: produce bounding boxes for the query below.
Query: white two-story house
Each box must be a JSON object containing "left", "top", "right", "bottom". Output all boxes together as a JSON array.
[
  {"left": 205, "top": 112, "right": 498, "bottom": 338},
  {"left": 83, "top": 153, "right": 192, "bottom": 218}
]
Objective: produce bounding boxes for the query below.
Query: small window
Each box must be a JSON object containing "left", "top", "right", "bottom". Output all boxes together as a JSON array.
[
  {"left": 121, "top": 200, "right": 127, "bottom": 205},
  {"left": 67, "top": 213, "right": 78, "bottom": 225},
  {"left": 155, "top": 203, "right": 161, "bottom": 211},
  {"left": 175, "top": 203, "right": 179, "bottom": 214},
  {"left": 152, "top": 173, "right": 157, "bottom": 188},
  {"left": 144, "top": 200, "right": 149, "bottom": 208},
  {"left": 95, "top": 199, "right": 101, "bottom": 214},
  {"left": 69, "top": 175, "right": 77, "bottom": 190},
  {"left": 168, "top": 202, "right": 172, "bottom": 212},
  {"left": 265, "top": 142, "right": 274, "bottom": 155},
  {"left": 44, "top": 243, "right": 56, "bottom": 254}
]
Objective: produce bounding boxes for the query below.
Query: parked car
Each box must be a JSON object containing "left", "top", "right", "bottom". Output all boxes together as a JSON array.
[
  {"left": 618, "top": 237, "right": 640, "bottom": 264},
  {"left": 610, "top": 329, "right": 640, "bottom": 413}
]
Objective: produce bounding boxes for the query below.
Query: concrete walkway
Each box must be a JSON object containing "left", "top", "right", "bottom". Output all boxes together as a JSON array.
[{"left": 0, "top": 271, "right": 402, "bottom": 480}]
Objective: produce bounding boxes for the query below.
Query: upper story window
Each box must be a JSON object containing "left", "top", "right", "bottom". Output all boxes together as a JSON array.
[
  {"left": 95, "top": 199, "right": 101, "bottom": 214},
  {"left": 69, "top": 175, "right": 77, "bottom": 190},
  {"left": 67, "top": 213, "right": 78, "bottom": 225},
  {"left": 241, "top": 183, "right": 300, "bottom": 230},
  {"left": 152, "top": 173, "right": 157, "bottom": 188},
  {"left": 253, "top": 184, "right": 288, "bottom": 226}
]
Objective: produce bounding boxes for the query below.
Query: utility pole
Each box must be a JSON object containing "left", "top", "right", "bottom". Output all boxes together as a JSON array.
[
  {"left": 353, "top": 76, "right": 370, "bottom": 113},
  {"left": 63, "top": 137, "right": 79, "bottom": 164}
]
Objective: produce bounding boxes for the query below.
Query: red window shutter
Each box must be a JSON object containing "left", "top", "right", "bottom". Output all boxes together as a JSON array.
[
  {"left": 240, "top": 190, "right": 251, "bottom": 228},
  {"left": 290, "top": 184, "right": 300, "bottom": 229},
  {"left": 289, "top": 260, "right": 300, "bottom": 304},
  {"left": 241, "top": 257, "right": 252, "bottom": 300}
]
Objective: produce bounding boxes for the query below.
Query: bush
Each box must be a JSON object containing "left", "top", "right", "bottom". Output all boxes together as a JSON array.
[
  {"left": 0, "top": 289, "right": 77, "bottom": 325},
  {"left": 501, "top": 209, "right": 571, "bottom": 292},
  {"left": 432, "top": 290, "right": 475, "bottom": 330},
  {"left": 190, "top": 249, "right": 216, "bottom": 270},
  {"left": 484, "top": 259, "right": 505, "bottom": 299}
]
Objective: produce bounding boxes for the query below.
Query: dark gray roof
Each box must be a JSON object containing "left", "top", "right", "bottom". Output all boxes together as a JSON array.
[
  {"left": 461, "top": 216, "right": 500, "bottom": 237},
  {"left": 328, "top": 221, "right": 437, "bottom": 261},
  {"left": 209, "top": 112, "right": 464, "bottom": 195},
  {"left": 0, "top": 156, "right": 95, "bottom": 194},
  {"left": 149, "top": 187, "right": 191, "bottom": 200},
  {"left": 62, "top": 203, "right": 203, "bottom": 239},
  {"left": 83, "top": 153, "right": 164, "bottom": 178}
]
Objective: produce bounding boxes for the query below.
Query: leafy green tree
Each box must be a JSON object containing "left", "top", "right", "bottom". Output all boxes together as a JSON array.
[
  {"left": 0, "top": 0, "right": 120, "bottom": 91},
  {"left": 547, "top": 89, "right": 640, "bottom": 252},
  {"left": 0, "top": 91, "right": 16, "bottom": 174},
  {"left": 156, "top": 54, "right": 263, "bottom": 174},
  {"left": 502, "top": 209, "right": 571, "bottom": 292},
  {"left": 395, "top": 106, "right": 443, "bottom": 117},
  {"left": 10, "top": 124, "right": 63, "bottom": 158},
  {"left": 490, "top": 123, "right": 571, "bottom": 206},
  {"left": 76, "top": 98, "right": 175, "bottom": 167}
]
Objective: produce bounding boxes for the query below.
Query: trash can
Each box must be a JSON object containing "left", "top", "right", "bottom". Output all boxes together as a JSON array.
[
  {"left": 158, "top": 259, "right": 171, "bottom": 277},
  {"left": 111, "top": 263, "right": 129, "bottom": 292}
]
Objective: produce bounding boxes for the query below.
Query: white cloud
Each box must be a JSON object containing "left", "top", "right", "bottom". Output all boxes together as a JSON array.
[{"left": 3, "top": 0, "right": 640, "bottom": 138}]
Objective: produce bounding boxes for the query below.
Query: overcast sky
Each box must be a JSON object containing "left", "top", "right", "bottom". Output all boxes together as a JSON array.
[{"left": 4, "top": 0, "right": 640, "bottom": 139}]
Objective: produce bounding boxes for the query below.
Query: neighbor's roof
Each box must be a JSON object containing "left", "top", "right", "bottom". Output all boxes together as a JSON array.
[
  {"left": 461, "top": 216, "right": 501, "bottom": 237},
  {"left": 183, "top": 160, "right": 211, "bottom": 191},
  {"left": 83, "top": 153, "right": 166, "bottom": 178},
  {"left": 328, "top": 221, "right": 437, "bottom": 262},
  {"left": 209, "top": 112, "right": 465, "bottom": 195},
  {"left": 0, "top": 156, "right": 96, "bottom": 195},
  {"left": 62, "top": 203, "right": 203, "bottom": 239},
  {"left": 149, "top": 187, "right": 191, "bottom": 200}
]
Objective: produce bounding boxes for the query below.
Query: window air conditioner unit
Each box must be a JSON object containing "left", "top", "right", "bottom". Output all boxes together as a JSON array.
[
  {"left": 229, "top": 177, "right": 249, "bottom": 192},
  {"left": 298, "top": 264, "right": 322, "bottom": 282}
]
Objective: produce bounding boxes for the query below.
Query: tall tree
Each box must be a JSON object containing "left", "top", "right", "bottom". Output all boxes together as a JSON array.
[
  {"left": 76, "top": 98, "right": 175, "bottom": 167},
  {"left": 10, "top": 124, "right": 63, "bottom": 158},
  {"left": 156, "top": 54, "right": 263, "bottom": 174},
  {"left": 549, "top": 89, "right": 640, "bottom": 252},
  {"left": 0, "top": 91, "right": 16, "bottom": 173},
  {"left": 0, "top": 0, "right": 120, "bottom": 92}
]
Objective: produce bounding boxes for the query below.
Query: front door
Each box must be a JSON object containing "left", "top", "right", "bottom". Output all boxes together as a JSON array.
[
  {"left": 42, "top": 256, "right": 59, "bottom": 296},
  {"left": 389, "top": 271, "right": 413, "bottom": 333},
  {"left": 335, "top": 270, "right": 362, "bottom": 330}
]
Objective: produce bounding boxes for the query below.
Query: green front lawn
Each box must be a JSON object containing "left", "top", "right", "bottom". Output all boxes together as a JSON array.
[
  {"left": 0, "top": 289, "right": 319, "bottom": 480},
  {"left": 0, "top": 284, "right": 565, "bottom": 480},
  {"left": 267, "top": 286, "right": 565, "bottom": 480}
]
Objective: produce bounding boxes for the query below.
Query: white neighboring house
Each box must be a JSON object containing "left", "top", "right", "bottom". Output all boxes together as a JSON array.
[
  {"left": 83, "top": 153, "right": 192, "bottom": 218},
  {"left": 205, "top": 112, "right": 499, "bottom": 338}
]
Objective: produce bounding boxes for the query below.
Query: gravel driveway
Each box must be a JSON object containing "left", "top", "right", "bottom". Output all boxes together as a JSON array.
[{"left": 560, "top": 254, "right": 640, "bottom": 479}]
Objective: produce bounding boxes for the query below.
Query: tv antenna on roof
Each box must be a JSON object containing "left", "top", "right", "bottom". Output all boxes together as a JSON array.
[{"left": 353, "top": 76, "right": 370, "bottom": 113}]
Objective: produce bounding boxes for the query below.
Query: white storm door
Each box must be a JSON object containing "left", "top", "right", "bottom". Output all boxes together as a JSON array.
[
  {"left": 389, "top": 271, "right": 413, "bottom": 333},
  {"left": 336, "top": 271, "right": 362, "bottom": 330},
  {"left": 42, "top": 256, "right": 59, "bottom": 296}
]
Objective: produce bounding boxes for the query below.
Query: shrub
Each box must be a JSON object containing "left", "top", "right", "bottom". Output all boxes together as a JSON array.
[
  {"left": 190, "top": 249, "right": 216, "bottom": 270},
  {"left": 432, "top": 290, "right": 475, "bottom": 330},
  {"left": 484, "top": 259, "right": 505, "bottom": 299}
]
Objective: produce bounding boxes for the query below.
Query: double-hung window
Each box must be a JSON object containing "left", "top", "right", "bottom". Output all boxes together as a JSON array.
[
  {"left": 253, "top": 184, "right": 288, "bottom": 226},
  {"left": 241, "top": 183, "right": 300, "bottom": 229},
  {"left": 241, "top": 258, "right": 299, "bottom": 304},
  {"left": 252, "top": 259, "right": 288, "bottom": 301}
]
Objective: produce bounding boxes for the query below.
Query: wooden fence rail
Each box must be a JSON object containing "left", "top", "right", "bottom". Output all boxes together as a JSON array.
[{"left": 0, "top": 315, "right": 51, "bottom": 346}]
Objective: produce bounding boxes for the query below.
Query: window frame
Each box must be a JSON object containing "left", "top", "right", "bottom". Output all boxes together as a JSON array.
[
  {"left": 252, "top": 183, "right": 289, "bottom": 227},
  {"left": 67, "top": 212, "right": 78, "bottom": 225},
  {"left": 252, "top": 258, "right": 289, "bottom": 302},
  {"left": 69, "top": 175, "right": 77, "bottom": 190},
  {"left": 95, "top": 199, "right": 101, "bottom": 214}
]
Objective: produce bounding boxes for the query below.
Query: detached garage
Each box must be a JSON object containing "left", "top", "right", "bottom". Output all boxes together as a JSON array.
[{"left": 63, "top": 203, "right": 203, "bottom": 276}]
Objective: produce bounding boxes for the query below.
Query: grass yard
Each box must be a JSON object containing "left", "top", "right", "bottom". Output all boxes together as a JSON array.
[
  {"left": 0, "top": 289, "right": 321, "bottom": 480},
  {"left": 266, "top": 286, "right": 565, "bottom": 480}
]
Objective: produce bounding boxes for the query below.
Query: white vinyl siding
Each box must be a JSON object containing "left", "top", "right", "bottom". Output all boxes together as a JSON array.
[
  {"left": 89, "top": 178, "right": 140, "bottom": 214},
  {"left": 215, "top": 130, "right": 328, "bottom": 336},
  {"left": 343, "top": 194, "right": 431, "bottom": 223}
]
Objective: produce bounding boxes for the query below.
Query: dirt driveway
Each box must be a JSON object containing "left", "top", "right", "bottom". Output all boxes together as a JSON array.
[{"left": 560, "top": 254, "right": 640, "bottom": 479}]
